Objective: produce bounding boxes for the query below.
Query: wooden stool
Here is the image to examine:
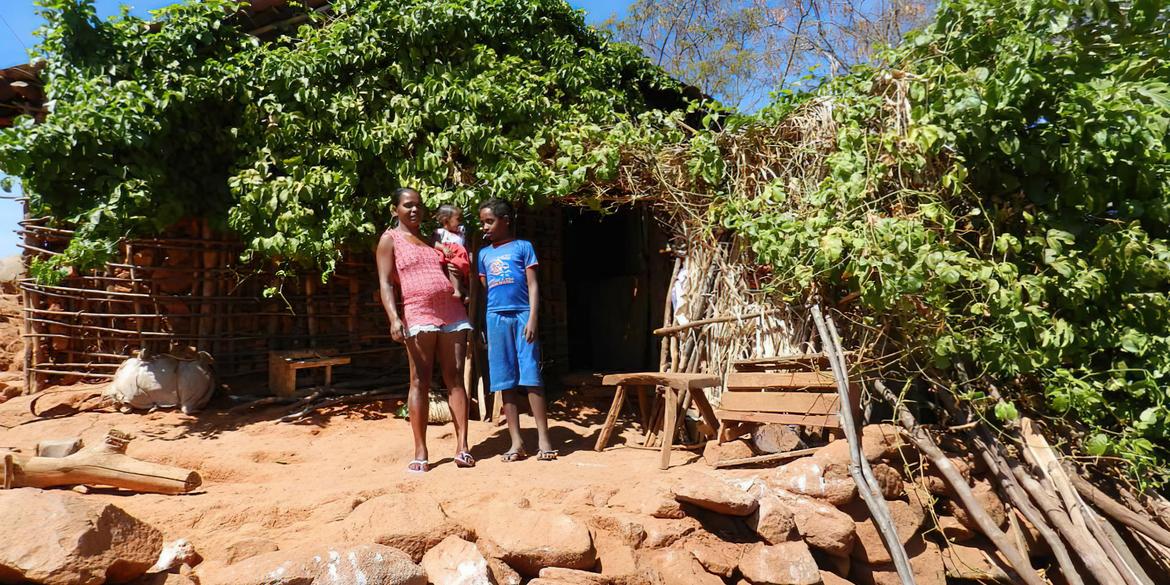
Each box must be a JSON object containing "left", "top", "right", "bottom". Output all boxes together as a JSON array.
[
  {"left": 594, "top": 372, "right": 721, "bottom": 469},
  {"left": 268, "top": 350, "right": 352, "bottom": 397}
]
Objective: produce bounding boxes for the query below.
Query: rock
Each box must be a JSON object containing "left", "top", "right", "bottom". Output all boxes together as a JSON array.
[
  {"left": 486, "top": 556, "right": 522, "bottom": 585},
  {"left": 197, "top": 543, "right": 425, "bottom": 585},
  {"left": 688, "top": 539, "right": 743, "bottom": 578},
  {"left": 769, "top": 456, "right": 857, "bottom": 506},
  {"left": 949, "top": 480, "right": 1007, "bottom": 531},
  {"left": 820, "top": 571, "right": 857, "bottom": 585},
  {"left": 148, "top": 539, "right": 201, "bottom": 573},
  {"left": 421, "top": 536, "right": 492, "bottom": 585},
  {"left": 592, "top": 531, "right": 638, "bottom": 579},
  {"left": 703, "top": 439, "right": 755, "bottom": 466},
  {"left": 0, "top": 489, "right": 162, "bottom": 585},
  {"left": 342, "top": 492, "right": 470, "bottom": 562},
  {"left": 223, "top": 538, "right": 280, "bottom": 565},
  {"left": 849, "top": 498, "right": 926, "bottom": 564},
  {"left": 474, "top": 504, "right": 596, "bottom": 576},
  {"left": 773, "top": 489, "right": 856, "bottom": 557},
  {"left": 747, "top": 494, "right": 797, "bottom": 544},
  {"left": 738, "top": 542, "right": 820, "bottom": 585},
  {"left": 751, "top": 424, "right": 803, "bottom": 454},
  {"left": 853, "top": 539, "right": 944, "bottom": 585},
  {"left": 537, "top": 567, "right": 612, "bottom": 584},
  {"left": 920, "top": 456, "right": 973, "bottom": 495},
  {"left": 671, "top": 475, "right": 758, "bottom": 516},
  {"left": 814, "top": 425, "right": 904, "bottom": 465},
  {"left": 641, "top": 516, "right": 701, "bottom": 549},
  {"left": 937, "top": 515, "right": 976, "bottom": 542},
  {"left": 940, "top": 540, "right": 1012, "bottom": 582},
  {"left": 638, "top": 549, "right": 723, "bottom": 585},
  {"left": 870, "top": 464, "right": 903, "bottom": 499},
  {"left": 608, "top": 482, "right": 685, "bottom": 519},
  {"left": 586, "top": 510, "right": 647, "bottom": 548}
]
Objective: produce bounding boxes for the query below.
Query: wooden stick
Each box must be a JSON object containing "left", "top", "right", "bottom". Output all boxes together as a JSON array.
[
  {"left": 653, "top": 309, "right": 785, "bottom": 336},
  {"left": 1068, "top": 469, "right": 1170, "bottom": 549},
  {"left": 973, "top": 432, "right": 1086, "bottom": 585},
  {"left": 659, "top": 257, "right": 681, "bottom": 371},
  {"left": 712, "top": 447, "right": 820, "bottom": 469},
  {"left": 872, "top": 379, "right": 1045, "bottom": 585},
  {"left": 812, "top": 306, "right": 915, "bottom": 585}
]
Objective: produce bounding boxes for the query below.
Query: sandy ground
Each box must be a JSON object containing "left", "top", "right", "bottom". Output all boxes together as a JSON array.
[{"left": 0, "top": 388, "right": 717, "bottom": 565}]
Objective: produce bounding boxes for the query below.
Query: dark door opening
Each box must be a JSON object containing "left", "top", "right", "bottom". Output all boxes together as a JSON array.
[{"left": 562, "top": 205, "right": 671, "bottom": 373}]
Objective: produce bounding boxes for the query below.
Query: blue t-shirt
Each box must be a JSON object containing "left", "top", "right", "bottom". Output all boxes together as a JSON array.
[{"left": 478, "top": 239, "right": 538, "bottom": 313}]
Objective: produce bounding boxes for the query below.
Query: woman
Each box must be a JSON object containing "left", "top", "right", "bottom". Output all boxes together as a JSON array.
[{"left": 376, "top": 187, "right": 474, "bottom": 473}]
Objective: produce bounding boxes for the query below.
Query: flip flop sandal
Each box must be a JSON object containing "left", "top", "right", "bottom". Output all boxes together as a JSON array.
[
  {"left": 537, "top": 450, "right": 558, "bottom": 461},
  {"left": 406, "top": 459, "right": 430, "bottom": 473},
  {"left": 454, "top": 451, "right": 476, "bottom": 468},
  {"left": 501, "top": 448, "right": 528, "bottom": 462}
]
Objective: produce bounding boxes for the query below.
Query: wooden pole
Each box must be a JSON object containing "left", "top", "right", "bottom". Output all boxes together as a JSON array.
[{"left": 6, "top": 430, "right": 200, "bottom": 494}]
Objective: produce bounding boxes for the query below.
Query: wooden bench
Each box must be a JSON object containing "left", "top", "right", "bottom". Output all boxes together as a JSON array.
[
  {"left": 268, "top": 350, "right": 351, "bottom": 397},
  {"left": 715, "top": 355, "right": 859, "bottom": 442},
  {"left": 594, "top": 372, "right": 721, "bottom": 469}
]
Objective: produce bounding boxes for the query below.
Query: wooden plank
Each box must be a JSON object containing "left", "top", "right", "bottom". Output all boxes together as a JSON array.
[
  {"left": 601, "top": 372, "right": 719, "bottom": 390},
  {"left": 715, "top": 409, "right": 841, "bottom": 429},
  {"left": 713, "top": 447, "right": 821, "bottom": 469},
  {"left": 661, "top": 386, "right": 678, "bottom": 469},
  {"left": 717, "top": 391, "right": 839, "bottom": 414},
  {"left": 725, "top": 371, "right": 835, "bottom": 389}
]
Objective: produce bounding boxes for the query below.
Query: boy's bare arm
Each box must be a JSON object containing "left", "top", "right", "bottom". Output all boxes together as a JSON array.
[
  {"left": 375, "top": 233, "right": 406, "bottom": 342},
  {"left": 524, "top": 265, "right": 539, "bottom": 342}
]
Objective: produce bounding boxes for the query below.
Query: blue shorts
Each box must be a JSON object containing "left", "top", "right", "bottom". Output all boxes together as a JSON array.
[{"left": 486, "top": 310, "right": 543, "bottom": 392}]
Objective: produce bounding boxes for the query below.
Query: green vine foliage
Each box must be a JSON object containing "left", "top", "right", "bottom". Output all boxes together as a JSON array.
[
  {"left": 0, "top": 0, "right": 692, "bottom": 279},
  {"left": 723, "top": 0, "right": 1170, "bottom": 484}
]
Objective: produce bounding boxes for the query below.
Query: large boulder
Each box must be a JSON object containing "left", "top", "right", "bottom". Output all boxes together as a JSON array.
[
  {"left": 747, "top": 494, "right": 797, "bottom": 544},
  {"left": 671, "top": 475, "right": 758, "bottom": 516},
  {"left": 586, "top": 510, "right": 647, "bottom": 548},
  {"left": 342, "top": 492, "right": 470, "bottom": 562},
  {"left": 0, "top": 489, "right": 162, "bottom": 585},
  {"left": 853, "top": 539, "right": 944, "bottom": 585},
  {"left": 474, "top": 504, "right": 595, "bottom": 576},
  {"left": 948, "top": 480, "right": 1007, "bottom": 531},
  {"left": 813, "top": 425, "right": 904, "bottom": 465},
  {"left": 420, "top": 536, "right": 492, "bottom": 585},
  {"left": 849, "top": 497, "right": 927, "bottom": 564},
  {"left": 688, "top": 539, "right": 743, "bottom": 578},
  {"left": 607, "top": 482, "right": 684, "bottom": 519},
  {"left": 768, "top": 456, "right": 857, "bottom": 506},
  {"left": 773, "top": 489, "right": 856, "bottom": 557},
  {"left": 197, "top": 543, "right": 425, "bottom": 585},
  {"left": 737, "top": 541, "right": 820, "bottom": 585},
  {"left": 703, "top": 439, "right": 755, "bottom": 466},
  {"left": 751, "top": 424, "right": 804, "bottom": 454},
  {"left": 638, "top": 548, "right": 723, "bottom": 585}
]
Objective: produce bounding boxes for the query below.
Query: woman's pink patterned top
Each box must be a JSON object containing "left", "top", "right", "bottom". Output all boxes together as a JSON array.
[{"left": 388, "top": 229, "right": 468, "bottom": 328}]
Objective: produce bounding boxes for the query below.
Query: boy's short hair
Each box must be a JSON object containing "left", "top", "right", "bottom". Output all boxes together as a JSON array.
[
  {"left": 436, "top": 204, "right": 460, "bottom": 223},
  {"left": 478, "top": 198, "right": 514, "bottom": 222}
]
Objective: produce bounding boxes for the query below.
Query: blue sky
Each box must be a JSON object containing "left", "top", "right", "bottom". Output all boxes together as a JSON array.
[{"left": 0, "top": 0, "right": 629, "bottom": 256}]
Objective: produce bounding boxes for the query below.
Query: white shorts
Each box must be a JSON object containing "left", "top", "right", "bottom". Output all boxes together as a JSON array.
[{"left": 407, "top": 319, "right": 472, "bottom": 338}]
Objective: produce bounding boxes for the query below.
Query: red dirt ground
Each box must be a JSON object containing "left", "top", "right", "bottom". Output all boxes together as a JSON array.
[{"left": 0, "top": 388, "right": 725, "bottom": 568}]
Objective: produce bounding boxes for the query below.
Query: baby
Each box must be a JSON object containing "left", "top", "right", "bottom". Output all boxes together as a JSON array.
[{"left": 434, "top": 205, "right": 469, "bottom": 302}]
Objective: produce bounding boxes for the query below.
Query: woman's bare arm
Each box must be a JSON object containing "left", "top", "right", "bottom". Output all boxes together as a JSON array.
[{"left": 376, "top": 232, "right": 406, "bottom": 342}]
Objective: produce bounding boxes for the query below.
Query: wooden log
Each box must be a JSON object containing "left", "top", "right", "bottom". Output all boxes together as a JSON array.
[
  {"left": 1068, "top": 468, "right": 1170, "bottom": 549},
  {"left": 594, "top": 385, "right": 629, "bottom": 451},
  {"left": 751, "top": 423, "right": 803, "bottom": 454},
  {"left": 712, "top": 447, "right": 820, "bottom": 469},
  {"left": 872, "top": 379, "right": 1045, "bottom": 585},
  {"left": 653, "top": 309, "right": 785, "bottom": 336},
  {"left": 6, "top": 430, "right": 200, "bottom": 494}
]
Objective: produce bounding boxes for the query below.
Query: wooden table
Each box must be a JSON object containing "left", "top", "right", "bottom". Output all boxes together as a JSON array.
[{"left": 594, "top": 372, "right": 721, "bottom": 469}]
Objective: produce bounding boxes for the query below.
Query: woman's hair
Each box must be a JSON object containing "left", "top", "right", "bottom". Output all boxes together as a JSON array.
[
  {"left": 478, "top": 198, "right": 514, "bottom": 223},
  {"left": 392, "top": 187, "right": 419, "bottom": 206},
  {"left": 436, "top": 204, "right": 460, "bottom": 223}
]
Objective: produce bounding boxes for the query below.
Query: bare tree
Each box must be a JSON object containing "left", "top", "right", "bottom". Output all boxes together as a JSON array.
[{"left": 606, "top": 0, "right": 933, "bottom": 110}]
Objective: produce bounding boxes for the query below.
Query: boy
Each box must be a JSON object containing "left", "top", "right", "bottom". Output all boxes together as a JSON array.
[{"left": 477, "top": 199, "right": 556, "bottom": 461}]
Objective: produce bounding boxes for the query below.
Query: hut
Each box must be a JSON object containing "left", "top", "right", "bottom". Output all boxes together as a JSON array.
[{"left": 2, "top": 0, "right": 803, "bottom": 406}]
